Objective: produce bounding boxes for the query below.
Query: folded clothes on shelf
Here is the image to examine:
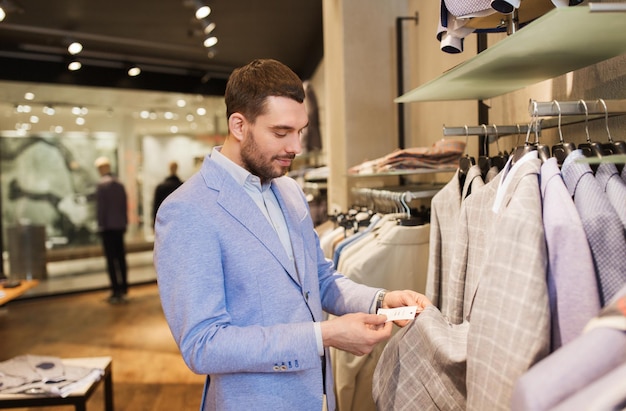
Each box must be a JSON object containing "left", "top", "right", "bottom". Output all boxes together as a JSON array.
[{"left": 348, "top": 139, "right": 465, "bottom": 175}]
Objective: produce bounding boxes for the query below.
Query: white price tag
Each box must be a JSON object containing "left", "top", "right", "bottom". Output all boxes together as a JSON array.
[{"left": 377, "top": 306, "right": 418, "bottom": 322}]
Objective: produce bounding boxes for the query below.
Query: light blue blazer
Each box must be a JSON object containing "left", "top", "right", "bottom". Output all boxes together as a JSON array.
[{"left": 154, "top": 153, "right": 379, "bottom": 411}]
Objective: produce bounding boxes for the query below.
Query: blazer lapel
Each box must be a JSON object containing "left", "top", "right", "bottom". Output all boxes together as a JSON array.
[
  {"left": 271, "top": 180, "right": 306, "bottom": 286},
  {"left": 203, "top": 160, "right": 299, "bottom": 284}
]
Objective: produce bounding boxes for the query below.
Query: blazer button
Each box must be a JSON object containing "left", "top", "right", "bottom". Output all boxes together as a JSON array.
[
  {"left": 273, "top": 365, "right": 280, "bottom": 371},
  {"left": 280, "top": 365, "right": 287, "bottom": 371}
]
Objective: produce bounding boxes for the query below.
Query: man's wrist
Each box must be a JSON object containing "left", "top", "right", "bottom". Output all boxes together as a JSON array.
[{"left": 375, "top": 290, "right": 387, "bottom": 312}]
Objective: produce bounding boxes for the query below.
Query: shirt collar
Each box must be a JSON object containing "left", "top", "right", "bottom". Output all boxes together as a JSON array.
[{"left": 211, "top": 146, "right": 271, "bottom": 193}]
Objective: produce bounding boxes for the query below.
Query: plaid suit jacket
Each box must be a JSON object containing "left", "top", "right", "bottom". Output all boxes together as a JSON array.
[
  {"left": 466, "top": 154, "right": 550, "bottom": 410},
  {"left": 426, "top": 165, "right": 482, "bottom": 309},
  {"left": 444, "top": 172, "right": 500, "bottom": 324},
  {"left": 374, "top": 156, "right": 551, "bottom": 410},
  {"left": 373, "top": 305, "right": 469, "bottom": 411},
  {"left": 372, "top": 170, "right": 492, "bottom": 410}
]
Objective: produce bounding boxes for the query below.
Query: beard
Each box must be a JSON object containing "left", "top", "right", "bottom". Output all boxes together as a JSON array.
[{"left": 240, "top": 128, "right": 294, "bottom": 184}]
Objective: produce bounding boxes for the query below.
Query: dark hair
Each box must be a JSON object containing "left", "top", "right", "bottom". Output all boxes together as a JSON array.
[{"left": 225, "top": 59, "right": 305, "bottom": 124}]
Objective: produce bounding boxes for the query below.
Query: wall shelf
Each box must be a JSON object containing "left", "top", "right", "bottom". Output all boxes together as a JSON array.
[{"left": 396, "top": 4, "right": 626, "bottom": 103}]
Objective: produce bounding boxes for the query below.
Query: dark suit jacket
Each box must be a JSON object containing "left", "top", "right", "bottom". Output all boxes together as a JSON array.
[
  {"left": 152, "top": 174, "right": 183, "bottom": 224},
  {"left": 96, "top": 173, "right": 127, "bottom": 231}
]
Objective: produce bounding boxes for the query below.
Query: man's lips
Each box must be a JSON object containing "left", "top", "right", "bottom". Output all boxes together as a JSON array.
[{"left": 276, "top": 156, "right": 295, "bottom": 166}]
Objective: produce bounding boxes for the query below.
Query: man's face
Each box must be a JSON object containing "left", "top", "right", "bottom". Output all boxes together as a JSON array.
[{"left": 240, "top": 96, "right": 308, "bottom": 183}]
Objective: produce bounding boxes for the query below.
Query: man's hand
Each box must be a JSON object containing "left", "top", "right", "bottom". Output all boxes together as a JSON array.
[
  {"left": 382, "top": 290, "right": 432, "bottom": 327},
  {"left": 320, "top": 312, "right": 392, "bottom": 356}
]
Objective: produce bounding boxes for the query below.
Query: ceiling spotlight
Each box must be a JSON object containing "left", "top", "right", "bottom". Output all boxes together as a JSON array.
[
  {"left": 127, "top": 65, "right": 141, "bottom": 76},
  {"left": 0, "top": 0, "right": 22, "bottom": 22},
  {"left": 68, "top": 41, "right": 83, "bottom": 55},
  {"left": 203, "top": 36, "right": 218, "bottom": 48},
  {"left": 24, "top": 92, "right": 34, "bottom": 100},
  {"left": 71, "top": 106, "right": 88, "bottom": 116},
  {"left": 68, "top": 60, "right": 82, "bottom": 71},
  {"left": 194, "top": 1, "right": 211, "bottom": 19},
  {"left": 201, "top": 19, "right": 216, "bottom": 35}
]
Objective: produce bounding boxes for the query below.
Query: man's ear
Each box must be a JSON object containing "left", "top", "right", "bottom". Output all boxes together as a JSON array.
[{"left": 228, "top": 113, "right": 246, "bottom": 141}]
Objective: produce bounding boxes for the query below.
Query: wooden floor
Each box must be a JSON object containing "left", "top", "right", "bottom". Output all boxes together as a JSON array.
[{"left": 0, "top": 283, "right": 205, "bottom": 411}]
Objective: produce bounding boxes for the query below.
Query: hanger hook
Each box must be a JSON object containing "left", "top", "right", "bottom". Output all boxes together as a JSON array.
[
  {"left": 552, "top": 100, "right": 564, "bottom": 143},
  {"left": 578, "top": 99, "right": 591, "bottom": 142},
  {"left": 515, "top": 123, "right": 521, "bottom": 147},
  {"left": 492, "top": 123, "right": 501, "bottom": 153},
  {"left": 525, "top": 100, "right": 538, "bottom": 144},
  {"left": 400, "top": 191, "right": 412, "bottom": 218},
  {"left": 463, "top": 124, "right": 470, "bottom": 152},
  {"left": 598, "top": 98, "right": 613, "bottom": 142},
  {"left": 481, "top": 124, "right": 488, "bottom": 155}
]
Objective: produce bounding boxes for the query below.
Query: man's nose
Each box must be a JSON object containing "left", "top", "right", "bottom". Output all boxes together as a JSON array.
[{"left": 286, "top": 133, "right": 302, "bottom": 155}]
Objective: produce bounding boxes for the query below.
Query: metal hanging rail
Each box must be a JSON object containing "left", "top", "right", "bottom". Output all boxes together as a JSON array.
[
  {"left": 529, "top": 99, "right": 626, "bottom": 117},
  {"left": 443, "top": 124, "right": 531, "bottom": 137},
  {"left": 442, "top": 99, "right": 626, "bottom": 144},
  {"left": 442, "top": 123, "right": 540, "bottom": 144}
]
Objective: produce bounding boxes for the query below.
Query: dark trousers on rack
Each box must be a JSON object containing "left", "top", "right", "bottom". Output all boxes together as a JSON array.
[{"left": 100, "top": 229, "right": 128, "bottom": 298}]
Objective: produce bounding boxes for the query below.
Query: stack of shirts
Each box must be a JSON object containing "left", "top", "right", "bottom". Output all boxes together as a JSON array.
[{"left": 348, "top": 139, "right": 465, "bottom": 175}]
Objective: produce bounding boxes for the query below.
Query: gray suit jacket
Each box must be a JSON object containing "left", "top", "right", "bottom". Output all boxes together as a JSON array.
[
  {"left": 373, "top": 156, "right": 550, "bottom": 411},
  {"left": 466, "top": 155, "right": 550, "bottom": 410},
  {"left": 154, "top": 153, "right": 379, "bottom": 411},
  {"left": 426, "top": 165, "right": 482, "bottom": 310},
  {"left": 445, "top": 172, "right": 499, "bottom": 324}
]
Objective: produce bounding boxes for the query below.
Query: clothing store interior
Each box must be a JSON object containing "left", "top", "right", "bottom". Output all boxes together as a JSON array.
[{"left": 0, "top": 0, "right": 625, "bottom": 410}]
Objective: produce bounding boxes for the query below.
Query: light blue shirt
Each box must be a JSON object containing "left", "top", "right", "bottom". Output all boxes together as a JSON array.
[{"left": 211, "top": 146, "right": 325, "bottom": 355}]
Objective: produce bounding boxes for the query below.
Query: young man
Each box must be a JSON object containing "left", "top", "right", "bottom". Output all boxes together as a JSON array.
[
  {"left": 94, "top": 156, "right": 128, "bottom": 304},
  {"left": 154, "top": 59, "right": 431, "bottom": 411}
]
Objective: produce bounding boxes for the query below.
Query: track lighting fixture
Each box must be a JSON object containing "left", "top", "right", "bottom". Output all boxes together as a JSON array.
[
  {"left": 68, "top": 60, "right": 82, "bottom": 71},
  {"left": 0, "top": 0, "right": 22, "bottom": 23},
  {"left": 203, "top": 36, "right": 218, "bottom": 48},
  {"left": 194, "top": 1, "right": 211, "bottom": 20},
  {"left": 67, "top": 41, "right": 83, "bottom": 55},
  {"left": 200, "top": 18, "right": 216, "bottom": 35},
  {"left": 127, "top": 65, "right": 141, "bottom": 77}
]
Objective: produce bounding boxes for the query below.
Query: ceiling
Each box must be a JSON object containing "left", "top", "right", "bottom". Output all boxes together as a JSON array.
[{"left": 0, "top": 0, "right": 323, "bottom": 136}]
